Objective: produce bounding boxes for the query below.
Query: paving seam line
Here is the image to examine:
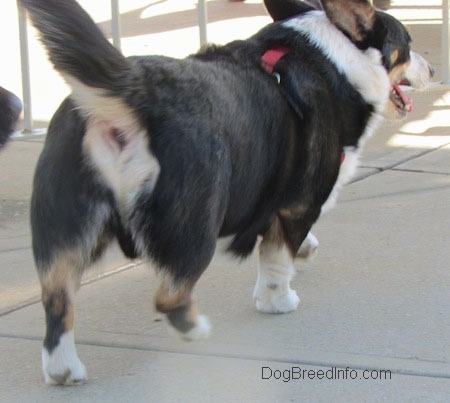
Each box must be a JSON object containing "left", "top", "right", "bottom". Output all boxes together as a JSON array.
[
  {"left": 0, "top": 261, "right": 142, "bottom": 317},
  {"left": 0, "top": 333, "right": 449, "bottom": 380},
  {"left": 353, "top": 140, "right": 450, "bottom": 184}
]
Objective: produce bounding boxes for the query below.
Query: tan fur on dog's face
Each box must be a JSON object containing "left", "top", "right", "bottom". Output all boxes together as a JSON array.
[
  {"left": 384, "top": 61, "right": 411, "bottom": 120},
  {"left": 375, "top": 11, "right": 434, "bottom": 120},
  {"left": 384, "top": 50, "right": 434, "bottom": 120}
]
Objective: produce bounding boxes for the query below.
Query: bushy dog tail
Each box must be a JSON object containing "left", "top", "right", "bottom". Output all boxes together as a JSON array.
[{"left": 20, "top": 0, "right": 141, "bottom": 126}]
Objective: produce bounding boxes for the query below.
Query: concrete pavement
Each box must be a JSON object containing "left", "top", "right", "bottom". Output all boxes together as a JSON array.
[{"left": 1, "top": 1, "right": 449, "bottom": 401}]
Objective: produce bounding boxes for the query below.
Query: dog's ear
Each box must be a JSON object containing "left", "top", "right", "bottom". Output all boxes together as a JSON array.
[
  {"left": 321, "top": 0, "right": 376, "bottom": 43},
  {"left": 264, "top": 0, "right": 315, "bottom": 21}
]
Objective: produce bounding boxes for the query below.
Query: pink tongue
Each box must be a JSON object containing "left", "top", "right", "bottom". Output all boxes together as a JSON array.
[{"left": 393, "top": 83, "right": 413, "bottom": 112}]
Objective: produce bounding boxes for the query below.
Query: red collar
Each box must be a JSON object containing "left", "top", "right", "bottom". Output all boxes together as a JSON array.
[{"left": 261, "top": 46, "right": 291, "bottom": 74}]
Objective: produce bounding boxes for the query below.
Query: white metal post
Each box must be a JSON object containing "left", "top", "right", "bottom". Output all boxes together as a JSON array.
[
  {"left": 111, "top": 0, "right": 121, "bottom": 50},
  {"left": 198, "top": 0, "right": 208, "bottom": 46},
  {"left": 443, "top": 0, "right": 450, "bottom": 83},
  {"left": 17, "top": 0, "right": 33, "bottom": 132}
]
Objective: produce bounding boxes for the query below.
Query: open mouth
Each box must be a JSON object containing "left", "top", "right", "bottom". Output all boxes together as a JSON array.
[{"left": 390, "top": 82, "right": 413, "bottom": 115}]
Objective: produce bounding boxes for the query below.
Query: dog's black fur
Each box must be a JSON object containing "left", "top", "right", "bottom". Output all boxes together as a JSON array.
[
  {"left": 18, "top": 0, "right": 432, "bottom": 384},
  {"left": 0, "top": 86, "right": 21, "bottom": 148}
]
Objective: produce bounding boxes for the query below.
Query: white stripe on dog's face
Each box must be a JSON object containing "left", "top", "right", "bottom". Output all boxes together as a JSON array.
[
  {"left": 405, "top": 51, "right": 434, "bottom": 90},
  {"left": 283, "top": 11, "right": 390, "bottom": 116}
]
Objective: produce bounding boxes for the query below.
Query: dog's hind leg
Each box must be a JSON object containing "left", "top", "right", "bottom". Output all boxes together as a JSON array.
[
  {"left": 30, "top": 99, "right": 122, "bottom": 384},
  {"left": 155, "top": 276, "right": 211, "bottom": 341},
  {"left": 37, "top": 226, "right": 114, "bottom": 385},
  {"left": 39, "top": 251, "right": 88, "bottom": 385},
  {"left": 153, "top": 238, "right": 216, "bottom": 340},
  {"left": 148, "top": 207, "right": 221, "bottom": 340},
  {"left": 36, "top": 208, "right": 129, "bottom": 385},
  {"left": 36, "top": 220, "right": 115, "bottom": 385},
  {"left": 35, "top": 209, "right": 117, "bottom": 385},
  {"left": 149, "top": 213, "right": 218, "bottom": 340}
]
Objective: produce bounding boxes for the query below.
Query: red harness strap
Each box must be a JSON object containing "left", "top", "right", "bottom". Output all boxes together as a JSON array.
[{"left": 261, "top": 46, "right": 291, "bottom": 74}]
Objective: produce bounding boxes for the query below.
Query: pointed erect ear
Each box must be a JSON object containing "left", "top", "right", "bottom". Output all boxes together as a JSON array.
[
  {"left": 264, "top": 0, "right": 315, "bottom": 21},
  {"left": 321, "top": 0, "right": 376, "bottom": 43}
]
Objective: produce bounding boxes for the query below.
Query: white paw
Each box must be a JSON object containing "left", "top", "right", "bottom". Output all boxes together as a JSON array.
[
  {"left": 253, "top": 286, "right": 300, "bottom": 314},
  {"left": 172, "top": 315, "right": 212, "bottom": 341},
  {"left": 297, "top": 232, "right": 319, "bottom": 261},
  {"left": 42, "top": 332, "right": 87, "bottom": 385}
]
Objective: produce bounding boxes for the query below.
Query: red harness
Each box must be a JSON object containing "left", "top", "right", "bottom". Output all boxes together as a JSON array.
[
  {"left": 261, "top": 46, "right": 291, "bottom": 74},
  {"left": 261, "top": 46, "right": 346, "bottom": 165}
]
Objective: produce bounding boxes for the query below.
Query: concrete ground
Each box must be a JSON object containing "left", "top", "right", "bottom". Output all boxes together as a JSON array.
[{"left": 1, "top": 1, "right": 449, "bottom": 401}]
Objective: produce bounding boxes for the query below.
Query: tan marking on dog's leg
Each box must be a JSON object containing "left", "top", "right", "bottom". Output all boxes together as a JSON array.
[
  {"left": 155, "top": 280, "right": 191, "bottom": 313},
  {"left": 155, "top": 277, "right": 210, "bottom": 341},
  {"left": 39, "top": 251, "right": 87, "bottom": 385}
]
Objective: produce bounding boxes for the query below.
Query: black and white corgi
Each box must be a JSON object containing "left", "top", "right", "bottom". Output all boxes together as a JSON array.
[{"left": 19, "top": 0, "right": 432, "bottom": 384}]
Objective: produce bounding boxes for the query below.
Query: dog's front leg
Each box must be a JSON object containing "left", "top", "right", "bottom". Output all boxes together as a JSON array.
[
  {"left": 254, "top": 238, "right": 300, "bottom": 313},
  {"left": 253, "top": 209, "right": 319, "bottom": 313}
]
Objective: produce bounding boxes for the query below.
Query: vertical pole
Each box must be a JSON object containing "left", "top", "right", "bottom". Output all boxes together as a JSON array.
[
  {"left": 17, "top": 1, "right": 33, "bottom": 132},
  {"left": 198, "top": 0, "right": 208, "bottom": 46},
  {"left": 111, "top": 0, "right": 121, "bottom": 50},
  {"left": 443, "top": 0, "right": 450, "bottom": 84}
]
